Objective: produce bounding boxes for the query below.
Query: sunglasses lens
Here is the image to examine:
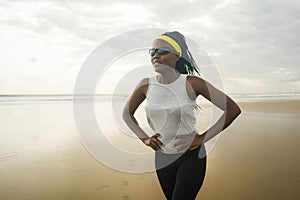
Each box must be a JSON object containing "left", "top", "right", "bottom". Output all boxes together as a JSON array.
[
  {"left": 157, "top": 49, "right": 169, "bottom": 55},
  {"left": 149, "top": 48, "right": 170, "bottom": 56},
  {"left": 149, "top": 49, "right": 156, "bottom": 56}
]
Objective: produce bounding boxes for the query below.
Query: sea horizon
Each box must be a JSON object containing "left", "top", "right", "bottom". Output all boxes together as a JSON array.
[{"left": 0, "top": 92, "right": 300, "bottom": 105}]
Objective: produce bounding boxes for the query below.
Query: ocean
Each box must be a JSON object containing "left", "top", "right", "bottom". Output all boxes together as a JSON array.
[{"left": 0, "top": 93, "right": 299, "bottom": 105}]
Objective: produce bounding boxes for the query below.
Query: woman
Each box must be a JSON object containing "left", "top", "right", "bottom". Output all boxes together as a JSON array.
[{"left": 122, "top": 31, "right": 241, "bottom": 200}]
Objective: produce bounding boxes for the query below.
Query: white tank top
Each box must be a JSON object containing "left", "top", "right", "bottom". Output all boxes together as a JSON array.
[{"left": 145, "top": 74, "right": 197, "bottom": 154}]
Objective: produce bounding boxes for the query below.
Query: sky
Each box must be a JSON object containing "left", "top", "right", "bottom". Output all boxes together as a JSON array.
[{"left": 0, "top": 0, "right": 299, "bottom": 95}]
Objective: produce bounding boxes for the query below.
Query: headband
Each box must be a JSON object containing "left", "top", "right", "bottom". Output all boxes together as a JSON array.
[{"left": 155, "top": 35, "right": 182, "bottom": 57}]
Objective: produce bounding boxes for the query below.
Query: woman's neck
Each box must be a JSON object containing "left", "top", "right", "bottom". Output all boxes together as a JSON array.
[{"left": 157, "top": 71, "right": 180, "bottom": 84}]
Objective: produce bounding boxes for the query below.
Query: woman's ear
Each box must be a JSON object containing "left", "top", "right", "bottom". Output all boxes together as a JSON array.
[{"left": 174, "top": 54, "right": 180, "bottom": 62}]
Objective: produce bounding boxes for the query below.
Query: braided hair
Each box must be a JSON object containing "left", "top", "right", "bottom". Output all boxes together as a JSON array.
[{"left": 160, "top": 31, "right": 200, "bottom": 76}]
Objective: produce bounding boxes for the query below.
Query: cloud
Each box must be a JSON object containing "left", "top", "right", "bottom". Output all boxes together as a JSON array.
[
  {"left": 0, "top": 0, "right": 299, "bottom": 94},
  {"left": 271, "top": 67, "right": 299, "bottom": 82}
]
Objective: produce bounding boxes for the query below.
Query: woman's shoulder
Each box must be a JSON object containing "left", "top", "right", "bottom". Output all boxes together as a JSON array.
[
  {"left": 186, "top": 75, "right": 207, "bottom": 94},
  {"left": 186, "top": 75, "right": 205, "bottom": 84},
  {"left": 134, "top": 78, "right": 150, "bottom": 95},
  {"left": 139, "top": 77, "right": 150, "bottom": 86},
  {"left": 138, "top": 75, "right": 158, "bottom": 85}
]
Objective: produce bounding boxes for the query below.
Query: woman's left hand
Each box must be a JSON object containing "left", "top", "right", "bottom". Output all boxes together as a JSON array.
[{"left": 173, "top": 132, "right": 205, "bottom": 152}]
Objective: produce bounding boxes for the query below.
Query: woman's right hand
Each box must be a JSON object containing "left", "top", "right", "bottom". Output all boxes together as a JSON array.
[{"left": 142, "top": 133, "right": 165, "bottom": 151}]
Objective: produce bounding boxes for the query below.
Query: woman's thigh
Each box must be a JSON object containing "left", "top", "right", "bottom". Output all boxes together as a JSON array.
[
  {"left": 155, "top": 152, "right": 182, "bottom": 200},
  {"left": 155, "top": 146, "right": 207, "bottom": 200},
  {"left": 172, "top": 146, "right": 207, "bottom": 200}
]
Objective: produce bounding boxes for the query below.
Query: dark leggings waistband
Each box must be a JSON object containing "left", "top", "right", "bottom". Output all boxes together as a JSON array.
[
  {"left": 155, "top": 145, "right": 206, "bottom": 166},
  {"left": 156, "top": 145, "right": 204, "bottom": 155}
]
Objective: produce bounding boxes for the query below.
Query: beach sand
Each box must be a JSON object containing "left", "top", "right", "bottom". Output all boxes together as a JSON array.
[{"left": 0, "top": 99, "right": 299, "bottom": 200}]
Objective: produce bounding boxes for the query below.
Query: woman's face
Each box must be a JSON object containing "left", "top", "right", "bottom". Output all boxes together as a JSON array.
[{"left": 150, "top": 39, "right": 179, "bottom": 73}]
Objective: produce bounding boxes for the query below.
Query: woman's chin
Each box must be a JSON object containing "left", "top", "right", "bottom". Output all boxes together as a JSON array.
[
  {"left": 153, "top": 64, "right": 163, "bottom": 72},
  {"left": 153, "top": 63, "right": 169, "bottom": 73}
]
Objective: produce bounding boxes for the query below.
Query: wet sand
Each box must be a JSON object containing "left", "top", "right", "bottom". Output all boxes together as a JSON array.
[{"left": 0, "top": 99, "right": 299, "bottom": 200}]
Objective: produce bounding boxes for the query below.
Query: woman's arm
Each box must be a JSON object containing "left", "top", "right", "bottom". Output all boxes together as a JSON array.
[
  {"left": 173, "top": 76, "right": 241, "bottom": 151},
  {"left": 188, "top": 76, "right": 241, "bottom": 143},
  {"left": 122, "top": 78, "right": 164, "bottom": 150}
]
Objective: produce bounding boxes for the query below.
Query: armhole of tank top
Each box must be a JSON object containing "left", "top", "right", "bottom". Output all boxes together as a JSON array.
[{"left": 184, "top": 75, "right": 196, "bottom": 101}]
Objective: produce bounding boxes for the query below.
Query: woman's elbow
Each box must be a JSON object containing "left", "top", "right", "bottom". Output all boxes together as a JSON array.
[
  {"left": 226, "top": 97, "right": 241, "bottom": 119},
  {"left": 122, "top": 107, "right": 129, "bottom": 122},
  {"left": 231, "top": 102, "right": 241, "bottom": 119},
  {"left": 122, "top": 106, "right": 134, "bottom": 124}
]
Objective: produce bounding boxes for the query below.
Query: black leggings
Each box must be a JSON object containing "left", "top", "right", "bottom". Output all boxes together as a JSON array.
[{"left": 155, "top": 145, "right": 207, "bottom": 200}]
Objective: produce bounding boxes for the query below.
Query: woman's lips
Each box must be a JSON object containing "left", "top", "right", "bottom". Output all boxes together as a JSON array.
[{"left": 153, "top": 60, "right": 162, "bottom": 65}]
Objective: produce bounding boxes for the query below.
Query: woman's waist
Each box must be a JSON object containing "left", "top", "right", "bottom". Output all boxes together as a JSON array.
[
  {"left": 152, "top": 120, "right": 196, "bottom": 135},
  {"left": 159, "top": 129, "right": 194, "bottom": 140},
  {"left": 157, "top": 144, "right": 206, "bottom": 155},
  {"left": 157, "top": 130, "right": 198, "bottom": 153}
]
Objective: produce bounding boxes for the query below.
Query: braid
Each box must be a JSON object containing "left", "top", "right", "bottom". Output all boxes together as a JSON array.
[{"left": 162, "top": 31, "right": 200, "bottom": 76}]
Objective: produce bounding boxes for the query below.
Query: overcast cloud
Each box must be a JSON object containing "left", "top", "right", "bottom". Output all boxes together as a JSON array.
[{"left": 0, "top": 0, "right": 299, "bottom": 94}]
